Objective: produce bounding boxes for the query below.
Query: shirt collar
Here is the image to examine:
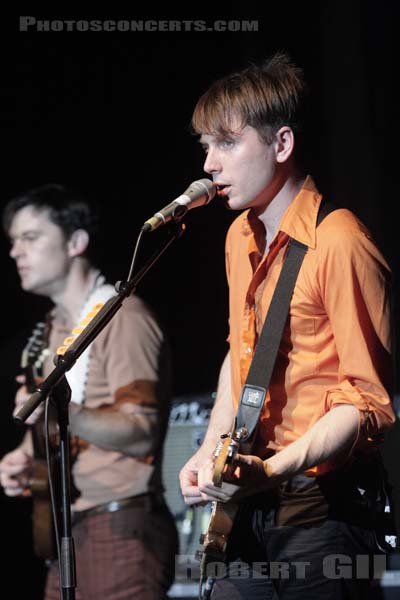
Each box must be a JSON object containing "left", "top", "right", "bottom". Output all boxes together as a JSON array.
[
  {"left": 279, "top": 175, "right": 322, "bottom": 249},
  {"left": 244, "top": 175, "right": 322, "bottom": 251}
]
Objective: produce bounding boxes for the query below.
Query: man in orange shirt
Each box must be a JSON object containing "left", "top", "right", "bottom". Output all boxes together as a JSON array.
[{"left": 179, "top": 53, "right": 396, "bottom": 599}]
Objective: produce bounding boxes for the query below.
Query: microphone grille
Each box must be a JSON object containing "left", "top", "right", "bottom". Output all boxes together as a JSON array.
[{"left": 193, "top": 178, "right": 216, "bottom": 202}]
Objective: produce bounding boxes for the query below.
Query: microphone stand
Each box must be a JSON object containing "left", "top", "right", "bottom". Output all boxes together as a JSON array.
[{"left": 14, "top": 222, "right": 185, "bottom": 600}]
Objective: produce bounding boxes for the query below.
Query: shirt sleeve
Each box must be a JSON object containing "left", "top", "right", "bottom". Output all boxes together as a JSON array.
[
  {"left": 315, "top": 216, "right": 395, "bottom": 441},
  {"left": 92, "top": 295, "right": 170, "bottom": 410}
]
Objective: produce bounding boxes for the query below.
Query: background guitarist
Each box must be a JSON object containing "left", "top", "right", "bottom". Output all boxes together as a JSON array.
[
  {"left": 179, "top": 53, "right": 396, "bottom": 599},
  {"left": 0, "top": 184, "right": 178, "bottom": 600}
]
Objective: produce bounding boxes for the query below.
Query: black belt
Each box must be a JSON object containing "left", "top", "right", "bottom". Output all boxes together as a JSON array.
[{"left": 72, "top": 493, "right": 166, "bottom": 524}]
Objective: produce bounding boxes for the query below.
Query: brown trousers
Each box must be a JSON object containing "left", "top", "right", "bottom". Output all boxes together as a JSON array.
[{"left": 45, "top": 502, "right": 179, "bottom": 600}]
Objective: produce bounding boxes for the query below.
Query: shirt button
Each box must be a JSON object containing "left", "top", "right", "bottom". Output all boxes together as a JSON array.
[{"left": 245, "top": 346, "right": 252, "bottom": 354}]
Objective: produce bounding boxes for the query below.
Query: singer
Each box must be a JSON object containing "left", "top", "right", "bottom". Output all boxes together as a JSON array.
[
  {"left": 179, "top": 53, "right": 396, "bottom": 600},
  {"left": 0, "top": 184, "right": 178, "bottom": 600}
]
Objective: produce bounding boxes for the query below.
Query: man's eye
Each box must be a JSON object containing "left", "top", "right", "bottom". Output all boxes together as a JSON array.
[
  {"left": 11, "top": 234, "right": 40, "bottom": 245},
  {"left": 220, "top": 139, "right": 234, "bottom": 148}
]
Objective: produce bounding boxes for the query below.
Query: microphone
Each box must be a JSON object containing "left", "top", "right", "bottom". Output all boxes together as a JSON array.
[{"left": 141, "top": 178, "right": 216, "bottom": 232}]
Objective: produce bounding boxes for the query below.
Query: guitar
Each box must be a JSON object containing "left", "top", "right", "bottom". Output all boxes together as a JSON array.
[
  {"left": 196, "top": 426, "right": 249, "bottom": 600},
  {"left": 20, "top": 321, "right": 60, "bottom": 561},
  {"left": 19, "top": 303, "right": 107, "bottom": 560}
]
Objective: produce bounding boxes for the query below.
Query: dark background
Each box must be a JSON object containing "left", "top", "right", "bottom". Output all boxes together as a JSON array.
[{"left": 0, "top": 4, "right": 399, "bottom": 597}]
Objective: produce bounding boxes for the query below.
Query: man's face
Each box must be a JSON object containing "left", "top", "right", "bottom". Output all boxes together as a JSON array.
[
  {"left": 199, "top": 123, "right": 278, "bottom": 212},
  {"left": 8, "top": 206, "right": 71, "bottom": 297}
]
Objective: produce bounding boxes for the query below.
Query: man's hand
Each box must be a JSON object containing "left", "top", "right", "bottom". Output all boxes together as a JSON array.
[
  {"left": 198, "top": 453, "right": 273, "bottom": 503},
  {"left": 0, "top": 447, "right": 32, "bottom": 497},
  {"left": 179, "top": 449, "right": 215, "bottom": 506}
]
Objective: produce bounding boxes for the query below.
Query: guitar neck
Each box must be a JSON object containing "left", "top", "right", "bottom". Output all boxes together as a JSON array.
[
  {"left": 24, "top": 369, "right": 37, "bottom": 395},
  {"left": 30, "top": 413, "right": 47, "bottom": 460},
  {"left": 22, "top": 365, "right": 46, "bottom": 458}
]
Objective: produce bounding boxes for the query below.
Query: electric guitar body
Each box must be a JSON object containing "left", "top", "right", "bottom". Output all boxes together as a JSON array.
[{"left": 197, "top": 426, "right": 249, "bottom": 600}]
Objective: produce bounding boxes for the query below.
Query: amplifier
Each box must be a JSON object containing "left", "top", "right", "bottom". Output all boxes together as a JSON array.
[{"left": 162, "top": 394, "right": 214, "bottom": 582}]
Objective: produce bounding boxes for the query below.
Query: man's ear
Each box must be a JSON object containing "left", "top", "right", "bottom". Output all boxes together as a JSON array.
[
  {"left": 274, "top": 126, "right": 295, "bottom": 164},
  {"left": 67, "top": 229, "right": 89, "bottom": 257}
]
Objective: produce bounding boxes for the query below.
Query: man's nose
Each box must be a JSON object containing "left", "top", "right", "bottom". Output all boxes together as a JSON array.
[
  {"left": 9, "top": 240, "right": 23, "bottom": 259},
  {"left": 203, "top": 148, "right": 221, "bottom": 175}
]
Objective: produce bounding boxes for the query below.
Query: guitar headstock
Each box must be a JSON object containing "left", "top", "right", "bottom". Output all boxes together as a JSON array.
[
  {"left": 21, "top": 322, "right": 51, "bottom": 373},
  {"left": 21, "top": 322, "right": 51, "bottom": 392}
]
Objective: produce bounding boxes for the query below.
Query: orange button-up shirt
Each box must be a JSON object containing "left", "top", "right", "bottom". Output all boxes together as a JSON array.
[{"left": 225, "top": 176, "right": 395, "bottom": 475}]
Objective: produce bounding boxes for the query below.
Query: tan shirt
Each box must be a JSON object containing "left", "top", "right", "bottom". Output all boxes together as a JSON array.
[{"left": 44, "top": 294, "right": 171, "bottom": 510}]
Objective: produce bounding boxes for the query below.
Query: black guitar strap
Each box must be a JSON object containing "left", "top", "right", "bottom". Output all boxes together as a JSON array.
[{"left": 235, "top": 201, "right": 337, "bottom": 443}]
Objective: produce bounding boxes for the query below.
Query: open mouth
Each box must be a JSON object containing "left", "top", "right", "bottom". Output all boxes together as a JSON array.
[{"left": 216, "top": 184, "right": 230, "bottom": 197}]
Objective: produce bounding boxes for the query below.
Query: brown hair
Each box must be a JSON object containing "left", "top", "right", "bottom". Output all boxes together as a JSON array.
[{"left": 192, "top": 52, "right": 306, "bottom": 144}]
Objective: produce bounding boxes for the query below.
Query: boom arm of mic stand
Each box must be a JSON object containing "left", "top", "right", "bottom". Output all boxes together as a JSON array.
[{"left": 14, "top": 222, "right": 185, "bottom": 425}]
